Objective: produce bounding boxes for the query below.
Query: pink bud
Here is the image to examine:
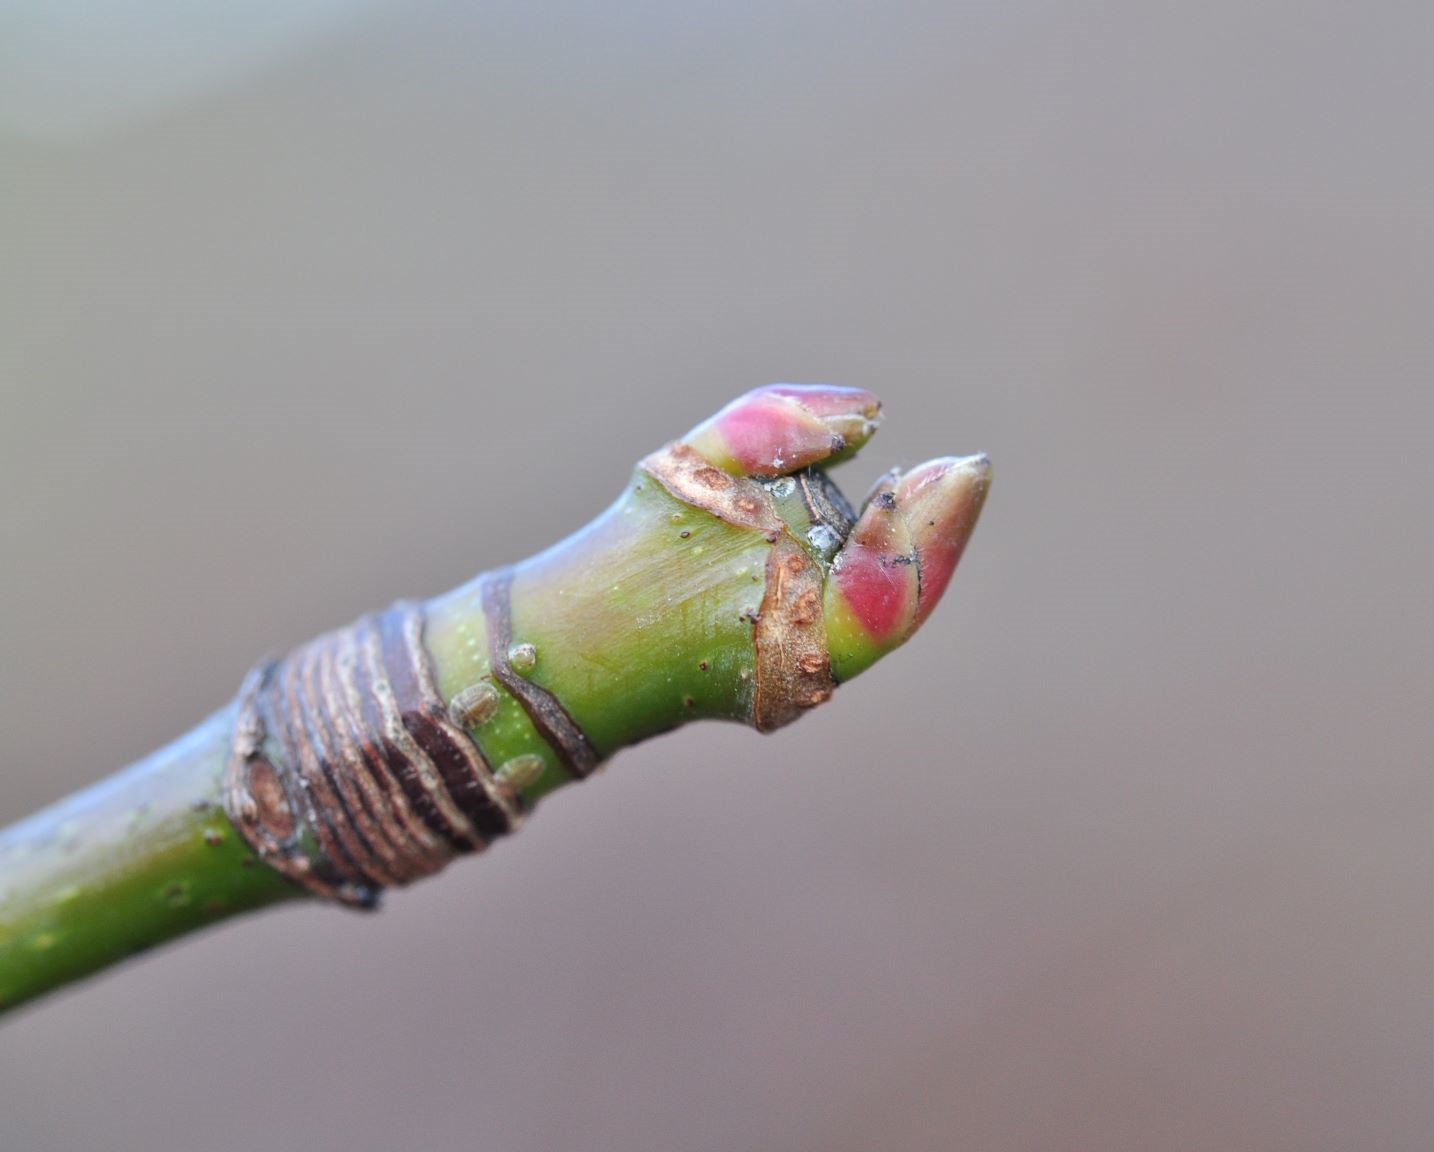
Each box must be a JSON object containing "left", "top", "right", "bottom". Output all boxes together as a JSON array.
[
  {"left": 824, "top": 454, "right": 990, "bottom": 681},
  {"left": 896, "top": 455, "right": 991, "bottom": 627},
  {"left": 684, "top": 384, "right": 881, "bottom": 475}
]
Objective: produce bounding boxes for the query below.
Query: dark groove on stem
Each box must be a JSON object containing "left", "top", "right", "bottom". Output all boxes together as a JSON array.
[
  {"left": 273, "top": 646, "right": 380, "bottom": 898},
  {"left": 352, "top": 614, "right": 474, "bottom": 852},
  {"left": 480, "top": 570, "right": 600, "bottom": 779},
  {"left": 299, "top": 638, "right": 407, "bottom": 887},
  {"left": 378, "top": 605, "right": 515, "bottom": 841},
  {"left": 325, "top": 628, "right": 446, "bottom": 881},
  {"left": 314, "top": 633, "right": 422, "bottom": 884}
]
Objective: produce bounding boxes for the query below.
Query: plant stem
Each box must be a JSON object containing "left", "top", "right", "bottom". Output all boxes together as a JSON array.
[
  {"left": 0, "top": 710, "right": 297, "bottom": 1011},
  {"left": 0, "top": 385, "right": 990, "bottom": 1016}
]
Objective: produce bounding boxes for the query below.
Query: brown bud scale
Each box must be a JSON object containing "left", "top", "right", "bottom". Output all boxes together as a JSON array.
[{"left": 640, "top": 443, "right": 786, "bottom": 535}]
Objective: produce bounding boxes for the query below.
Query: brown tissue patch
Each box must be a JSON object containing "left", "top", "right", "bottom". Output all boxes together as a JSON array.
[
  {"left": 752, "top": 536, "right": 836, "bottom": 732},
  {"left": 245, "top": 759, "right": 294, "bottom": 841},
  {"left": 798, "top": 652, "right": 828, "bottom": 675},
  {"left": 694, "top": 465, "right": 731, "bottom": 490},
  {"left": 640, "top": 443, "right": 785, "bottom": 535}
]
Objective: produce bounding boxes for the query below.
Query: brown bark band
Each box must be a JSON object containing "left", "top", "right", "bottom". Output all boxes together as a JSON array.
[{"left": 223, "top": 602, "right": 519, "bottom": 906}]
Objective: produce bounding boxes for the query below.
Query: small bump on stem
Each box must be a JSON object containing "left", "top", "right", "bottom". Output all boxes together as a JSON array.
[{"left": 449, "top": 682, "right": 501, "bottom": 729}]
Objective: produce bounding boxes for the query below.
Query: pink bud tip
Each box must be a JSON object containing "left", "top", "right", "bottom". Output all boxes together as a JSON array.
[
  {"left": 896, "top": 454, "right": 991, "bottom": 627},
  {"left": 684, "top": 384, "right": 882, "bottom": 475},
  {"left": 831, "top": 486, "right": 919, "bottom": 645}
]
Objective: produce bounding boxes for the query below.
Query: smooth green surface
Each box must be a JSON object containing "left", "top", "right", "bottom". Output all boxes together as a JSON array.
[
  {"left": 426, "top": 577, "right": 577, "bottom": 805},
  {"left": 510, "top": 476, "right": 770, "bottom": 751},
  {"left": 0, "top": 708, "right": 299, "bottom": 1013},
  {"left": 427, "top": 476, "right": 770, "bottom": 806},
  {"left": 427, "top": 470, "right": 850, "bottom": 810}
]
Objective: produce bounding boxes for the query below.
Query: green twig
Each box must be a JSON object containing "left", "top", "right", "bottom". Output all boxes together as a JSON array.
[{"left": 0, "top": 385, "right": 989, "bottom": 1015}]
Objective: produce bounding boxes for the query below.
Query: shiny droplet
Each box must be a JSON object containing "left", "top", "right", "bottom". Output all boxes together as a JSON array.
[
  {"left": 807, "top": 524, "right": 841, "bottom": 554},
  {"left": 508, "top": 643, "right": 537, "bottom": 675}
]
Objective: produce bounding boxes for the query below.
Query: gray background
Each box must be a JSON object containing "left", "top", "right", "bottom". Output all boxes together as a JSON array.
[{"left": 3, "top": 3, "right": 1432, "bottom": 1149}]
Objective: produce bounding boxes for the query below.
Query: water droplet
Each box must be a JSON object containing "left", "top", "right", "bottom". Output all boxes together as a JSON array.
[
  {"left": 769, "top": 476, "right": 796, "bottom": 499},
  {"left": 807, "top": 524, "right": 840, "bottom": 553},
  {"left": 508, "top": 643, "right": 537, "bottom": 675}
]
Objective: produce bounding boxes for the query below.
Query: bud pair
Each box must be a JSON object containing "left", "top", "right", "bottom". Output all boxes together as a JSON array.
[{"left": 681, "top": 383, "right": 990, "bottom": 682}]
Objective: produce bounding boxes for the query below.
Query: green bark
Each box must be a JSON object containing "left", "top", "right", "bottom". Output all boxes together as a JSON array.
[
  {"left": 428, "top": 473, "right": 780, "bottom": 797},
  {"left": 0, "top": 711, "right": 296, "bottom": 1011}
]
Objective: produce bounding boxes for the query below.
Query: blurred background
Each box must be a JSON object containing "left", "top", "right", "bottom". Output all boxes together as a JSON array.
[{"left": 2, "top": 2, "right": 1432, "bottom": 1149}]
